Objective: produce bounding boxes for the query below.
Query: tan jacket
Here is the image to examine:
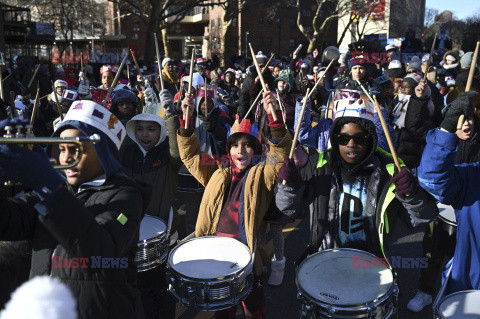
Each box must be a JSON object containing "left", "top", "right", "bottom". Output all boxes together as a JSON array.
[{"left": 177, "top": 126, "right": 292, "bottom": 275}]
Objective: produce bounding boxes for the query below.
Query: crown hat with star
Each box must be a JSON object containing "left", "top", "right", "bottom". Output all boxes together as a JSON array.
[
  {"left": 59, "top": 100, "right": 126, "bottom": 149},
  {"left": 227, "top": 114, "right": 260, "bottom": 140},
  {"left": 333, "top": 97, "right": 375, "bottom": 123}
]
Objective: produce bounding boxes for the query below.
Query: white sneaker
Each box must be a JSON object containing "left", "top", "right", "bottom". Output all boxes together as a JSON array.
[
  {"left": 268, "top": 257, "right": 286, "bottom": 286},
  {"left": 407, "top": 290, "right": 433, "bottom": 312}
]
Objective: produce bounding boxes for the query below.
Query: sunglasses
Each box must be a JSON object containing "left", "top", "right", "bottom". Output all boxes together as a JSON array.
[{"left": 334, "top": 132, "right": 370, "bottom": 146}]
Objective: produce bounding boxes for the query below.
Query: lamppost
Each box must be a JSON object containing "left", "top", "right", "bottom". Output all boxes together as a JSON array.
[{"left": 245, "top": 31, "right": 249, "bottom": 58}]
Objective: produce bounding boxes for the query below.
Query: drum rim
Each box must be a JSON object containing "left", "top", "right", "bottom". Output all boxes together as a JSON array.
[
  {"left": 437, "top": 289, "right": 480, "bottom": 316},
  {"left": 138, "top": 215, "right": 168, "bottom": 246},
  {"left": 437, "top": 214, "right": 457, "bottom": 227},
  {"left": 167, "top": 236, "right": 252, "bottom": 280},
  {"left": 296, "top": 248, "right": 396, "bottom": 309}
]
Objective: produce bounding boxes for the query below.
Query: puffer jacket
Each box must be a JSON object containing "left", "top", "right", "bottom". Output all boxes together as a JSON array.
[
  {"left": 177, "top": 124, "right": 292, "bottom": 276},
  {"left": 0, "top": 173, "right": 146, "bottom": 319}
]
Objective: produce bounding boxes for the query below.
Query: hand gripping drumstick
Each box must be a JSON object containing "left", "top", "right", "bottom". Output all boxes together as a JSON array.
[
  {"left": 283, "top": 88, "right": 310, "bottom": 185},
  {"left": 184, "top": 48, "right": 196, "bottom": 129},
  {"left": 103, "top": 54, "right": 128, "bottom": 107},
  {"left": 249, "top": 43, "right": 278, "bottom": 122},
  {"left": 457, "top": 41, "right": 480, "bottom": 130},
  {"left": 154, "top": 33, "right": 165, "bottom": 91},
  {"left": 243, "top": 88, "right": 264, "bottom": 120},
  {"left": 356, "top": 79, "right": 401, "bottom": 171},
  {"left": 130, "top": 49, "right": 145, "bottom": 83}
]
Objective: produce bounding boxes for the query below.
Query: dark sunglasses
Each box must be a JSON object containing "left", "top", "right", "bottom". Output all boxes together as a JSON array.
[{"left": 334, "top": 132, "right": 370, "bottom": 146}]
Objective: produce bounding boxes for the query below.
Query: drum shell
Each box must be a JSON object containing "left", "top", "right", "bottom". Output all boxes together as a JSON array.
[
  {"left": 134, "top": 215, "right": 169, "bottom": 272},
  {"left": 166, "top": 236, "right": 253, "bottom": 311},
  {"left": 434, "top": 290, "right": 480, "bottom": 319},
  {"left": 434, "top": 214, "right": 457, "bottom": 257},
  {"left": 296, "top": 248, "right": 398, "bottom": 318}
]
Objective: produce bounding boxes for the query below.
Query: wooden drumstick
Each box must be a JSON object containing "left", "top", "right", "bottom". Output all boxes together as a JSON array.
[
  {"left": 130, "top": 49, "right": 145, "bottom": 83},
  {"left": 275, "top": 89, "right": 286, "bottom": 125},
  {"left": 305, "top": 59, "right": 335, "bottom": 101},
  {"left": 243, "top": 89, "right": 264, "bottom": 120},
  {"left": 356, "top": 79, "right": 401, "bottom": 171},
  {"left": 283, "top": 88, "right": 310, "bottom": 185},
  {"left": 30, "top": 87, "right": 40, "bottom": 126},
  {"left": 102, "top": 54, "right": 128, "bottom": 107},
  {"left": 154, "top": 32, "right": 165, "bottom": 91},
  {"left": 262, "top": 53, "right": 275, "bottom": 74},
  {"left": 51, "top": 80, "right": 64, "bottom": 121},
  {"left": 185, "top": 48, "right": 195, "bottom": 129},
  {"left": 249, "top": 43, "right": 278, "bottom": 122},
  {"left": 457, "top": 41, "right": 479, "bottom": 130},
  {"left": 27, "top": 64, "right": 41, "bottom": 89}
]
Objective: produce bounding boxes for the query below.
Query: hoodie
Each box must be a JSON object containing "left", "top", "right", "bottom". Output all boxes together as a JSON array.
[{"left": 120, "top": 113, "right": 182, "bottom": 221}]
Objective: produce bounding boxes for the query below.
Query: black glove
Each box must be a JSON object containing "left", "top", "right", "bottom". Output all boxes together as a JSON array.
[{"left": 441, "top": 91, "right": 476, "bottom": 133}]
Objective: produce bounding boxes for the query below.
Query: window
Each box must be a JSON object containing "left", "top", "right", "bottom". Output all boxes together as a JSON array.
[
  {"left": 211, "top": 19, "right": 215, "bottom": 28},
  {"left": 303, "top": 9, "right": 311, "bottom": 17},
  {"left": 133, "top": 22, "right": 140, "bottom": 32},
  {"left": 175, "top": 24, "right": 181, "bottom": 33},
  {"left": 232, "top": 18, "right": 237, "bottom": 27},
  {"left": 218, "top": 18, "right": 221, "bottom": 28},
  {"left": 290, "top": 17, "right": 296, "bottom": 28},
  {"left": 132, "top": 33, "right": 138, "bottom": 40}
]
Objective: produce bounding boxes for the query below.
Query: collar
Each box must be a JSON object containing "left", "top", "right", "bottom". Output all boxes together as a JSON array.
[{"left": 78, "top": 174, "right": 107, "bottom": 193}]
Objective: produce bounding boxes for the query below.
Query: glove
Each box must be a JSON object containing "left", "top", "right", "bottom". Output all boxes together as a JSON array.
[
  {"left": 391, "top": 167, "right": 418, "bottom": 197},
  {"left": 0, "top": 143, "right": 64, "bottom": 194},
  {"left": 159, "top": 89, "right": 177, "bottom": 117},
  {"left": 278, "top": 156, "right": 301, "bottom": 185},
  {"left": 441, "top": 91, "right": 476, "bottom": 133}
]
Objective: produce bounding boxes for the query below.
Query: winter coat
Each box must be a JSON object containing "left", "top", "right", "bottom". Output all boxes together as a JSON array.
[
  {"left": 390, "top": 95, "right": 435, "bottom": 169},
  {"left": 418, "top": 128, "right": 480, "bottom": 293},
  {"left": 0, "top": 173, "right": 146, "bottom": 319},
  {"left": 456, "top": 68, "right": 480, "bottom": 92},
  {"left": 120, "top": 113, "right": 182, "bottom": 221},
  {"left": 276, "top": 148, "right": 435, "bottom": 261},
  {"left": 176, "top": 125, "right": 292, "bottom": 276}
]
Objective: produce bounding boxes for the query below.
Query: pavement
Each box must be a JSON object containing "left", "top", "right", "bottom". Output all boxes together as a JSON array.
[{"left": 174, "top": 216, "right": 445, "bottom": 318}]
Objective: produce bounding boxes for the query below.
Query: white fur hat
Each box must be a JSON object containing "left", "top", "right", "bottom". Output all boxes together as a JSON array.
[
  {"left": 255, "top": 51, "right": 268, "bottom": 64},
  {"left": 62, "top": 100, "right": 126, "bottom": 149},
  {"left": 0, "top": 276, "right": 77, "bottom": 319},
  {"left": 333, "top": 97, "right": 374, "bottom": 123},
  {"left": 389, "top": 60, "right": 402, "bottom": 69},
  {"left": 162, "top": 57, "right": 173, "bottom": 68}
]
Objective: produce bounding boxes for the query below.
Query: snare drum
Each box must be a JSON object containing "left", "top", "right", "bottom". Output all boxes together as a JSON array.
[
  {"left": 435, "top": 290, "right": 480, "bottom": 318},
  {"left": 435, "top": 203, "right": 457, "bottom": 257},
  {"left": 134, "top": 215, "right": 169, "bottom": 272},
  {"left": 166, "top": 236, "right": 253, "bottom": 311},
  {"left": 296, "top": 248, "right": 398, "bottom": 318}
]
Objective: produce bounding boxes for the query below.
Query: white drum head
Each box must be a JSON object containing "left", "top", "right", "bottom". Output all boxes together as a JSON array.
[
  {"left": 297, "top": 249, "right": 394, "bottom": 306},
  {"left": 438, "top": 203, "right": 456, "bottom": 223},
  {"left": 139, "top": 215, "right": 167, "bottom": 241},
  {"left": 169, "top": 236, "right": 251, "bottom": 279},
  {"left": 438, "top": 290, "right": 480, "bottom": 318}
]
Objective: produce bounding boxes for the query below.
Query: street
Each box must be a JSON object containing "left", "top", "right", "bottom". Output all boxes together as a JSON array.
[{"left": 175, "top": 215, "right": 445, "bottom": 318}]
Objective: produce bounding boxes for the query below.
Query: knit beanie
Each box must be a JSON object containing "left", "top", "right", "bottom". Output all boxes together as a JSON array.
[
  {"left": 403, "top": 73, "right": 422, "bottom": 88},
  {"left": 460, "top": 52, "right": 474, "bottom": 69},
  {"left": 407, "top": 56, "right": 422, "bottom": 71}
]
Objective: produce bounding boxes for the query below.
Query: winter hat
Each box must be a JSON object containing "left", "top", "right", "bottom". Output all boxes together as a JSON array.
[
  {"left": 348, "top": 56, "right": 367, "bottom": 70},
  {"left": 445, "top": 55, "right": 456, "bottom": 62},
  {"left": 274, "top": 69, "right": 294, "bottom": 93},
  {"left": 403, "top": 72, "right": 422, "bottom": 88},
  {"left": 422, "top": 54, "right": 430, "bottom": 64},
  {"left": 0, "top": 276, "right": 77, "bottom": 319},
  {"left": 162, "top": 57, "right": 173, "bottom": 68},
  {"left": 182, "top": 72, "right": 205, "bottom": 91},
  {"left": 111, "top": 89, "right": 139, "bottom": 106},
  {"left": 389, "top": 60, "right": 402, "bottom": 69},
  {"left": 100, "top": 65, "right": 115, "bottom": 74},
  {"left": 385, "top": 44, "right": 396, "bottom": 52},
  {"left": 407, "top": 56, "right": 422, "bottom": 71},
  {"left": 126, "top": 113, "right": 168, "bottom": 155},
  {"left": 255, "top": 51, "right": 268, "bottom": 64},
  {"left": 445, "top": 75, "right": 456, "bottom": 87},
  {"left": 460, "top": 52, "right": 474, "bottom": 69},
  {"left": 54, "top": 79, "right": 68, "bottom": 88},
  {"left": 386, "top": 60, "right": 405, "bottom": 78},
  {"left": 333, "top": 96, "right": 374, "bottom": 123},
  {"left": 57, "top": 67, "right": 65, "bottom": 73}
]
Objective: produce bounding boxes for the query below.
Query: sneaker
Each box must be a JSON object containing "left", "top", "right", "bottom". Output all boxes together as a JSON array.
[{"left": 407, "top": 290, "right": 433, "bottom": 312}]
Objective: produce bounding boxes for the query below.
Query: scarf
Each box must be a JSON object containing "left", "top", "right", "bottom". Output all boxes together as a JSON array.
[{"left": 392, "top": 93, "right": 411, "bottom": 129}]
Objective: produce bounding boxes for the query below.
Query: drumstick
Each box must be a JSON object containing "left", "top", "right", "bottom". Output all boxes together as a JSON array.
[
  {"left": 102, "top": 54, "right": 128, "bottom": 107},
  {"left": 249, "top": 43, "right": 278, "bottom": 122},
  {"left": 275, "top": 89, "right": 287, "bottom": 125},
  {"left": 423, "top": 33, "right": 437, "bottom": 81},
  {"left": 130, "top": 49, "right": 145, "bottom": 83},
  {"left": 457, "top": 41, "right": 480, "bottom": 130},
  {"left": 185, "top": 48, "right": 196, "bottom": 129},
  {"left": 1, "top": 73, "right": 11, "bottom": 83},
  {"left": 243, "top": 88, "right": 264, "bottom": 120},
  {"left": 30, "top": 87, "right": 40, "bottom": 126},
  {"left": 305, "top": 59, "right": 335, "bottom": 101},
  {"left": 27, "top": 64, "right": 41, "bottom": 89},
  {"left": 126, "top": 64, "right": 130, "bottom": 84},
  {"left": 283, "top": 88, "right": 310, "bottom": 185},
  {"left": 154, "top": 32, "right": 165, "bottom": 91},
  {"left": 51, "top": 80, "right": 64, "bottom": 121},
  {"left": 262, "top": 53, "right": 275, "bottom": 74}
]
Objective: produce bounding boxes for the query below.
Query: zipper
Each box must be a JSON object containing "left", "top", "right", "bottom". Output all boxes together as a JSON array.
[{"left": 50, "top": 247, "right": 58, "bottom": 277}]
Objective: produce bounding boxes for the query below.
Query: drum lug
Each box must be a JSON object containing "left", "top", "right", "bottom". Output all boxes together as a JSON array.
[
  {"left": 366, "top": 306, "right": 373, "bottom": 318},
  {"left": 327, "top": 305, "right": 335, "bottom": 316}
]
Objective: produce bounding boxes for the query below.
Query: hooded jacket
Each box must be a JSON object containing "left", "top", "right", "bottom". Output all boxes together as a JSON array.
[
  {"left": 0, "top": 122, "right": 147, "bottom": 319},
  {"left": 120, "top": 113, "right": 182, "bottom": 222},
  {"left": 418, "top": 128, "right": 480, "bottom": 294},
  {"left": 276, "top": 116, "right": 435, "bottom": 261},
  {"left": 177, "top": 121, "right": 292, "bottom": 276}
]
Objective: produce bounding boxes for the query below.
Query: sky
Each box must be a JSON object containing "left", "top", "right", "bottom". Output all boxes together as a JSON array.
[{"left": 426, "top": 0, "right": 480, "bottom": 20}]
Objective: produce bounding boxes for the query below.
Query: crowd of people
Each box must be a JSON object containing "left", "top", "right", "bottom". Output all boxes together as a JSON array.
[{"left": 0, "top": 35, "right": 479, "bottom": 319}]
